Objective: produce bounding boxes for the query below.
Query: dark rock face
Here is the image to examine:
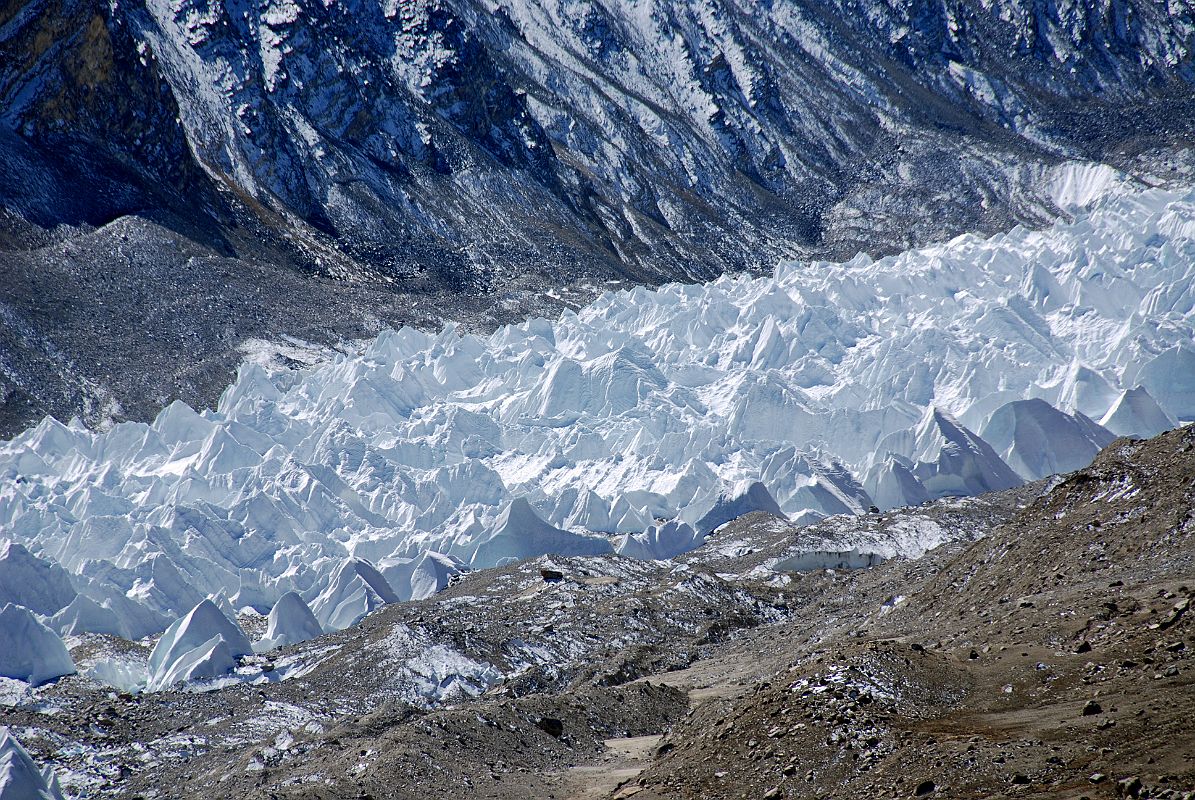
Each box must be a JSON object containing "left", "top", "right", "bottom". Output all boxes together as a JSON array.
[{"left": 2, "top": 0, "right": 1194, "bottom": 433}]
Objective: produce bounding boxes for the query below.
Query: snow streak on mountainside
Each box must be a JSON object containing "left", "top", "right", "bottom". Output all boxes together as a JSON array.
[{"left": 0, "top": 182, "right": 1192, "bottom": 642}]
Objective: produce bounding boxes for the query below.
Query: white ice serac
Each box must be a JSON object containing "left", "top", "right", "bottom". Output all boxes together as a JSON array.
[
  {"left": 0, "top": 728, "right": 65, "bottom": 800},
  {"left": 307, "top": 558, "right": 401, "bottom": 632},
  {"left": 0, "top": 541, "right": 76, "bottom": 617},
  {"left": 146, "top": 599, "right": 253, "bottom": 691},
  {"left": 255, "top": 591, "right": 323, "bottom": 652},
  {"left": 0, "top": 604, "right": 75, "bottom": 686}
]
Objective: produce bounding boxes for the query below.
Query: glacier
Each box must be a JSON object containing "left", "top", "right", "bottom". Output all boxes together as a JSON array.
[
  {"left": 0, "top": 176, "right": 1192, "bottom": 645},
  {"left": 307, "top": 558, "right": 402, "bottom": 633},
  {"left": 0, "top": 541, "right": 76, "bottom": 617},
  {"left": 255, "top": 591, "right": 323, "bottom": 653}
]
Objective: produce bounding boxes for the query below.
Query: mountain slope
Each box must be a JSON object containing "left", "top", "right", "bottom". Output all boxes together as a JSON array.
[
  {"left": 632, "top": 426, "right": 1195, "bottom": 800},
  {"left": 2, "top": 0, "right": 1194, "bottom": 432}
]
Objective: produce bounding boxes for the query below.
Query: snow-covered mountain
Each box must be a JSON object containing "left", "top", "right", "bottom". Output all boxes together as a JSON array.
[
  {"left": 2, "top": 0, "right": 1194, "bottom": 434},
  {"left": 0, "top": 178, "right": 1190, "bottom": 647}
]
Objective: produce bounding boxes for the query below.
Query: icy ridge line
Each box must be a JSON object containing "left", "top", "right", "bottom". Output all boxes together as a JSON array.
[{"left": 0, "top": 181, "right": 1191, "bottom": 651}]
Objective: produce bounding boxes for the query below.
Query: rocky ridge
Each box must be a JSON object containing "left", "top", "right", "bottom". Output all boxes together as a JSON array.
[{"left": 633, "top": 427, "right": 1195, "bottom": 800}]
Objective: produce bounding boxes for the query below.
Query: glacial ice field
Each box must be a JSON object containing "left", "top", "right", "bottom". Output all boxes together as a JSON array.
[{"left": 1, "top": 170, "right": 1193, "bottom": 644}]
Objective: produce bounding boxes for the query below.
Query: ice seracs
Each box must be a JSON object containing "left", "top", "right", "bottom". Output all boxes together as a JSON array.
[
  {"left": 308, "top": 558, "right": 400, "bottom": 632},
  {"left": 863, "top": 454, "right": 930, "bottom": 513},
  {"left": 982, "top": 399, "right": 1116, "bottom": 481},
  {"left": 0, "top": 182, "right": 1191, "bottom": 640},
  {"left": 0, "top": 542, "right": 75, "bottom": 617},
  {"left": 1124, "top": 345, "right": 1195, "bottom": 422},
  {"left": 72, "top": 578, "right": 169, "bottom": 641},
  {"left": 0, "top": 728, "right": 65, "bottom": 800},
  {"left": 49, "top": 594, "right": 127, "bottom": 639},
  {"left": 0, "top": 604, "right": 75, "bottom": 685},
  {"left": 457, "top": 498, "right": 612, "bottom": 570},
  {"left": 617, "top": 520, "right": 702, "bottom": 561},
  {"left": 758, "top": 449, "right": 872, "bottom": 520},
  {"left": 1057, "top": 362, "right": 1121, "bottom": 421},
  {"left": 889, "top": 409, "right": 1023, "bottom": 500},
  {"left": 773, "top": 548, "right": 886, "bottom": 573},
  {"left": 378, "top": 551, "right": 465, "bottom": 602},
  {"left": 256, "top": 591, "right": 323, "bottom": 652},
  {"left": 206, "top": 591, "right": 240, "bottom": 624},
  {"left": 691, "top": 482, "right": 784, "bottom": 536},
  {"left": 147, "top": 636, "right": 239, "bottom": 692},
  {"left": 1099, "top": 386, "right": 1179, "bottom": 439},
  {"left": 146, "top": 599, "right": 253, "bottom": 691}
]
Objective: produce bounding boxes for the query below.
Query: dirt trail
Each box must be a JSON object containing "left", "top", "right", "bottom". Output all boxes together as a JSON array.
[
  {"left": 554, "top": 640, "right": 768, "bottom": 798},
  {"left": 555, "top": 735, "right": 663, "bottom": 800}
]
